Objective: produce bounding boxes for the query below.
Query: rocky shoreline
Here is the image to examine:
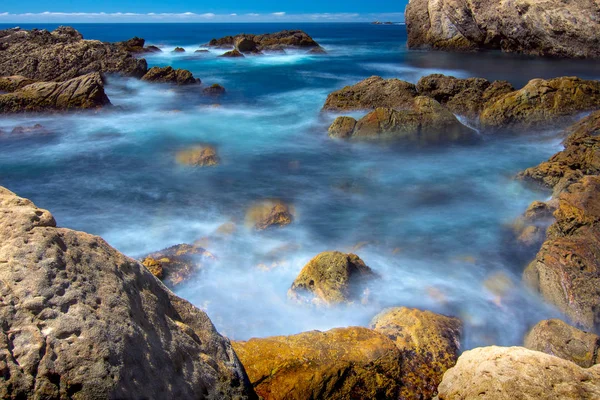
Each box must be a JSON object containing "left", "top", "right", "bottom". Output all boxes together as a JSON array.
[{"left": 1, "top": 19, "right": 600, "bottom": 399}]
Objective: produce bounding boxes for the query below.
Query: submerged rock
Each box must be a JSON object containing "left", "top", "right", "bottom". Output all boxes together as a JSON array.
[
  {"left": 480, "top": 77, "right": 600, "bottom": 131},
  {"left": 329, "top": 97, "right": 478, "bottom": 145},
  {"left": 322, "top": 76, "right": 418, "bottom": 111},
  {"left": 416, "top": 74, "right": 514, "bottom": 120},
  {"left": 203, "top": 83, "right": 226, "bottom": 95},
  {"left": 370, "top": 307, "right": 462, "bottom": 399},
  {"left": 0, "top": 75, "right": 36, "bottom": 92},
  {"left": 232, "top": 327, "right": 405, "bottom": 400},
  {"left": 0, "top": 186, "right": 256, "bottom": 399},
  {"left": 141, "top": 66, "right": 200, "bottom": 85},
  {"left": 524, "top": 319, "right": 600, "bottom": 368},
  {"left": 245, "top": 200, "right": 294, "bottom": 230},
  {"left": 141, "top": 243, "right": 214, "bottom": 287},
  {"left": 219, "top": 49, "right": 245, "bottom": 58},
  {"left": 437, "top": 346, "right": 600, "bottom": 399},
  {"left": 308, "top": 46, "right": 327, "bottom": 54},
  {"left": 288, "top": 251, "right": 375, "bottom": 305},
  {"left": 405, "top": 0, "right": 600, "bottom": 58},
  {"left": 175, "top": 145, "right": 220, "bottom": 167},
  {"left": 0, "top": 72, "right": 110, "bottom": 113},
  {"left": 0, "top": 26, "right": 147, "bottom": 81}
]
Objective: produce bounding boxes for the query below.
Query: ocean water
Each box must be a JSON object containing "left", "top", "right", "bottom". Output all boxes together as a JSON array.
[{"left": 1, "top": 23, "right": 599, "bottom": 348}]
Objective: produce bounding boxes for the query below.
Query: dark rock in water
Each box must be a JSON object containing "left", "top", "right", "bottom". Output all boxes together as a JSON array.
[
  {"left": 141, "top": 66, "right": 200, "bottom": 85},
  {"left": 172, "top": 46, "right": 185, "bottom": 53},
  {"left": 308, "top": 46, "right": 327, "bottom": 54},
  {"left": 405, "top": 0, "right": 600, "bottom": 58},
  {"left": 370, "top": 307, "right": 462, "bottom": 400},
  {"left": 116, "top": 36, "right": 161, "bottom": 53},
  {"left": 518, "top": 111, "right": 600, "bottom": 191},
  {"left": 329, "top": 97, "right": 479, "bottom": 145},
  {"left": 0, "top": 26, "right": 147, "bottom": 81},
  {"left": 524, "top": 319, "right": 600, "bottom": 368},
  {"left": 219, "top": 49, "right": 245, "bottom": 58},
  {"left": 9, "top": 123, "right": 48, "bottom": 136},
  {"left": 209, "top": 30, "right": 320, "bottom": 51},
  {"left": 416, "top": 74, "right": 514, "bottom": 120},
  {"left": 0, "top": 186, "right": 257, "bottom": 399},
  {"left": 195, "top": 49, "right": 210, "bottom": 53},
  {"left": 288, "top": 251, "right": 375, "bottom": 305},
  {"left": 322, "top": 76, "right": 418, "bottom": 111},
  {"left": 0, "top": 75, "right": 36, "bottom": 92},
  {"left": 203, "top": 83, "right": 226, "bottom": 96},
  {"left": 437, "top": 347, "right": 600, "bottom": 399},
  {"left": 0, "top": 72, "right": 110, "bottom": 113},
  {"left": 145, "top": 45, "right": 162, "bottom": 53},
  {"left": 261, "top": 44, "right": 287, "bottom": 54},
  {"left": 480, "top": 77, "right": 600, "bottom": 132},
  {"left": 232, "top": 327, "right": 406, "bottom": 400},
  {"left": 141, "top": 243, "right": 215, "bottom": 287}
]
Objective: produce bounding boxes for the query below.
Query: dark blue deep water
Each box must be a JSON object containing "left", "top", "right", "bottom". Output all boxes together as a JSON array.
[{"left": 1, "top": 23, "right": 599, "bottom": 346}]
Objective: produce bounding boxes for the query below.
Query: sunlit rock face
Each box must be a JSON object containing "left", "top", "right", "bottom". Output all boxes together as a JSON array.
[
  {"left": 405, "top": 0, "right": 600, "bottom": 58},
  {"left": 0, "top": 186, "right": 256, "bottom": 399}
]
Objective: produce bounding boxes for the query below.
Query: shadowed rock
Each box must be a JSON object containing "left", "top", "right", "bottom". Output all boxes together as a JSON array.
[
  {"left": 525, "top": 319, "right": 600, "bottom": 368},
  {"left": 209, "top": 30, "right": 319, "bottom": 53},
  {"left": 141, "top": 243, "right": 215, "bottom": 287},
  {"left": 220, "top": 49, "right": 245, "bottom": 58},
  {"left": 0, "top": 26, "right": 147, "bottom": 81},
  {"left": 0, "top": 75, "right": 36, "bottom": 92},
  {"left": 203, "top": 83, "right": 226, "bottom": 96},
  {"left": 0, "top": 72, "right": 110, "bottom": 113},
  {"left": 0, "top": 186, "right": 256, "bottom": 399},
  {"left": 141, "top": 66, "right": 200, "bottom": 85},
  {"left": 117, "top": 37, "right": 162, "bottom": 53},
  {"left": 405, "top": 0, "right": 600, "bottom": 58}
]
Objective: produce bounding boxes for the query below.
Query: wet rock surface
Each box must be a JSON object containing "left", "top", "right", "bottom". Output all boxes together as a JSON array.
[
  {"left": 209, "top": 30, "right": 320, "bottom": 53},
  {"left": 141, "top": 66, "right": 200, "bottom": 85}
]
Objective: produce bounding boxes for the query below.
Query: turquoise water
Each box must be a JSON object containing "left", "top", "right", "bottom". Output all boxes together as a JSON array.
[{"left": 1, "top": 23, "right": 598, "bottom": 348}]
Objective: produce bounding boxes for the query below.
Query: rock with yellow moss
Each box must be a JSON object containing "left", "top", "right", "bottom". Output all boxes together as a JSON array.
[
  {"left": 245, "top": 199, "right": 294, "bottom": 230},
  {"left": 141, "top": 243, "right": 214, "bottom": 287}
]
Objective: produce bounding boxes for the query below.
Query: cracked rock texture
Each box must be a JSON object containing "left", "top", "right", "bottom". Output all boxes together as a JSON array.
[{"left": 0, "top": 186, "right": 256, "bottom": 399}]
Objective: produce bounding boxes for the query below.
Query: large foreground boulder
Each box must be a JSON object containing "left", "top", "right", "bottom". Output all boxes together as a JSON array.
[
  {"left": 0, "top": 186, "right": 255, "bottom": 398},
  {"left": 369, "top": 307, "right": 462, "bottom": 399},
  {"left": 329, "top": 97, "right": 478, "bottom": 145},
  {"left": 0, "top": 26, "right": 147, "bottom": 81},
  {"left": 524, "top": 319, "right": 600, "bottom": 368},
  {"left": 437, "top": 346, "right": 600, "bottom": 399},
  {"left": 141, "top": 66, "right": 200, "bottom": 85},
  {"left": 322, "top": 76, "right": 418, "bottom": 111},
  {"left": 0, "top": 72, "right": 110, "bottom": 113},
  {"left": 480, "top": 77, "right": 600, "bottom": 131},
  {"left": 231, "top": 327, "right": 405, "bottom": 400},
  {"left": 405, "top": 0, "right": 600, "bottom": 58},
  {"left": 288, "top": 251, "right": 375, "bottom": 305}
]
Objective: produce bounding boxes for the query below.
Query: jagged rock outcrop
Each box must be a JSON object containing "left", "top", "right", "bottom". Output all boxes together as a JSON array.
[
  {"left": 0, "top": 186, "right": 256, "bottom": 399},
  {"left": 369, "top": 307, "right": 462, "bottom": 399},
  {"left": 231, "top": 327, "right": 405, "bottom": 400},
  {"left": 436, "top": 346, "right": 600, "bottom": 399},
  {"left": 329, "top": 97, "right": 478, "bottom": 145},
  {"left": 219, "top": 49, "right": 245, "bottom": 58},
  {"left": 524, "top": 319, "right": 600, "bottom": 367},
  {"left": 0, "top": 72, "right": 110, "bottom": 113},
  {"left": 405, "top": 0, "right": 600, "bottom": 58},
  {"left": 141, "top": 243, "right": 215, "bottom": 288},
  {"left": 416, "top": 74, "right": 514, "bottom": 120},
  {"left": 0, "top": 75, "right": 36, "bottom": 92},
  {"left": 208, "top": 30, "right": 319, "bottom": 52},
  {"left": 0, "top": 26, "right": 148, "bottom": 81},
  {"left": 322, "top": 76, "right": 418, "bottom": 111},
  {"left": 141, "top": 66, "right": 200, "bottom": 85},
  {"left": 116, "top": 37, "right": 161, "bottom": 53},
  {"left": 245, "top": 200, "right": 294, "bottom": 230},
  {"left": 518, "top": 110, "right": 600, "bottom": 191},
  {"left": 288, "top": 251, "right": 375, "bottom": 305},
  {"left": 480, "top": 77, "right": 600, "bottom": 131}
]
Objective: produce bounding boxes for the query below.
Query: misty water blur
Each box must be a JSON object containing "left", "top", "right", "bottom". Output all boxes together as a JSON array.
[{"left": 1, "top": 23, "right": 598, "bottom": 349}]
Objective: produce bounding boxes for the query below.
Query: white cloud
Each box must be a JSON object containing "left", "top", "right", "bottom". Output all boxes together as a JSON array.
[
  {"left": 272, "top": 12, "right": 286, "bottom": 16},
  {"left": 230, "top": 13, "right": 237, "bottom": 16},
  {"left": 246, "top": 13, "right": 260, "bottom": 16}
]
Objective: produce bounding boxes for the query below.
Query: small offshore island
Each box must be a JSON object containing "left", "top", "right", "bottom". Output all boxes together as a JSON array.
[{"left": 1, "top": 0, "right": 600, "bottom": 398}]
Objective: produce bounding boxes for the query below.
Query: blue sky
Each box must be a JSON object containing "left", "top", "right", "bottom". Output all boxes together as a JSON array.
[{"left": 0, "top": 1, "right": 408, "bottom": 22}]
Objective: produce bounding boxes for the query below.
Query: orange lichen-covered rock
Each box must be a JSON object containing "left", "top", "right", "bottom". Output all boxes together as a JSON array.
[{"left": 245, "top": 200, "right": 294, "bottom": 230}]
